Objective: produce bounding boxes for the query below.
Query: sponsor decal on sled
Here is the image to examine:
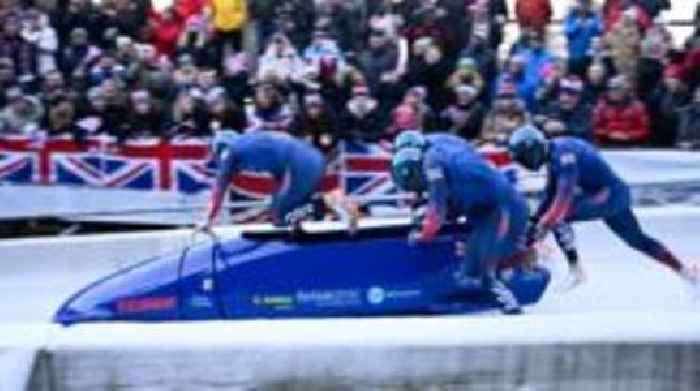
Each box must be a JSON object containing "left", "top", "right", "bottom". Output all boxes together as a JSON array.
[
  {"left": 117, "top": 296, "right": 176, "bottom": 313},
  {"left": 366, "top": 286, "right": 422, "bottom": 305},
  {"left": 296, "top": 289, "right": 362, "bottom": 308},
  {"left": 189, "top": 294, "right": 214, "bottom": 309},
  {"left": 251, "top": 294, "right": 295, "bottom": 310}
]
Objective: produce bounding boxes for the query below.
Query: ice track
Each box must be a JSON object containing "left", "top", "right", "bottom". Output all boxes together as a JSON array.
[{"left": 1, "top": 206, "right": 699, "bottom": 323}]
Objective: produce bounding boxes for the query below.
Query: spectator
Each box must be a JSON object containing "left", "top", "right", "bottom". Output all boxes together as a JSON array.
[
  {"left": 89, "top": 52, "right": 127, "bottom": 87},
  {"left": 75, "top": 85, "right": 126, "bottom": 137},
  {"left": 192, "top": 68, "right": 222, "bottom": 99},
  {"left": 439, "top": 84, "right": 486, "bottom": 141},
  {"left": 603, "top": 0, "right": 651, "bottom": 32},
  {"left": 647, "top": 66, "right": 691, "bottom": 146},
  {"left": 534, "top": 57, "right": 568, "bottom": 113},
  {"left": 173, "top": 53, "right": 199, "bottom": 91},
  {"left": 44, "top": 95, "right": 79, "bottom": 141},
  {"left": 221, "top": 52, "right": 251, "bottom": 106},
  {"left": 517, "top": 30, "right": 555, "bottom": 88},
  {"left": 447, "top": 57, "right": 485, "bottom": 102},
  {"left": 302, "top": 29, "right": 343, "bottom": 65},
  {"left": 468, "top": 0, "right": 509, "bottom": 51},
  {"left": 176, "top": 14, "right": 211, "bottom": 66},
  {"left": 114, "top": 36, "right": 135, "bottom": 67},
  {"left": 593, "top": 76, "right": 650, "bottom": 145},
  {"left": 124, "top": 89, "right": 169, "bottom": 140},
  {"left": 272, "top": 0, "right": 316, "bottom": 49},
  {"left": 605, "top": 8, "right": 642, "bottom": 86},
  {"left": 150, "top": 7, "right": 184, "bottom": 59},
  {"left": 339, "top": 85, "right": 384, "bottom": 143},
  {"left": 677, "top": 87, "right": 700, "bottom": 150},
  {"left": 257, "top": 33, "right": 305, "bottom": 88},
  {"left": 291, "top": 93, "right": 338, "bottom": 155},
  {"left": 401, "top": 6, "right": 452, "bottom": 55},
  {"left": 21, "top": 8, "right": 58, "bottom": 75},
  {"left": 0, "top": 58, "right": 17, "bottom": 105},
  {"left": 582, "top": 61, "right": 610, "bottom": 106},
  {"left": 495, "top": 54, "right": 537, "bottom": 111},
  {"left": 59, "top": 27, "right": 100, "bottom": 82},
  {"left": 538, "top": 76, "right": 593, "bottom": 140},
  {"left": 175, "top": 0, "right": 207, "bottom": 21},
  {"left": 481, "top": 83, "right": 529, "bottom": 145},
  {"left": 406, "top": 44, "right": 452, "bottom": 112},
  {"left": 460, "top": 31, "right": 498, "bottom": 102},
  {"left": 564, "top": 0, "right": 603, "bottom": 78},
  {"left": 0, "top": 14, "right": 38, "bottom": 84},
  {"left": 52, "top": 0, "right": 97, "bottom": 51},
  {"left": 206, "top": 0, "right": 248, "bottom": 64},
  {"left": 246, "top": 83, "right": 292, "bottom": 132},
  {"left": 204, "top": 88, "right": 246, "bottom": 133},
  {"left": 515, "top": 0, "right": 552, "bottom": 34},
  {"left": 0, "top": 87, "right": 43, "bottom": 135},
  {"left": 357, "top": 28, "right": 402, "bottom": 111},
  {"left": 171, "top": 90, "right": 209, "bottom": 138},
  {"left": 636, "top": 29, "right": 666, "bottom": 101},
  {"left": 401, "top": 86, "right": 436, "bottom": 132},
  {"left": 385, "top": 103, "right": 419, "bottom": 141}
]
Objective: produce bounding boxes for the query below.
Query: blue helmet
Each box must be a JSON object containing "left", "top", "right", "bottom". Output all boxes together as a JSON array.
[
  {"left": 508, "top": 125, "right": 548, "bottom": 171},
  {"left": 391, "top": 147, "right": 425, "bottom": 192},
  {"left": 210, "top": 130, "right": 239, "bottom": 159},
  {"left": 394, "top": 130, "right": 426, "bottom": 152}
]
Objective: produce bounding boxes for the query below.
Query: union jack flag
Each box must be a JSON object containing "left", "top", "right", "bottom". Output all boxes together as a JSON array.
[{"left": 0, "top": 136, "right": 515, "bottom": 222}]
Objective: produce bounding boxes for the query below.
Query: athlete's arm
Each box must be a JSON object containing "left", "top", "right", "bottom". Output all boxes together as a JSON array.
[
  {"left": 420, "top": 155, "right": 448, "bottom": 241},
  {"left": 537, "top": 151, "right": 578, "bottom": 230}
]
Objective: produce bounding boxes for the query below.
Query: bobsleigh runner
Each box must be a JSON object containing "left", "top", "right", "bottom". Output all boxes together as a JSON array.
[{"left": 55, "top": 220, "right": 551, "bottom": 325}]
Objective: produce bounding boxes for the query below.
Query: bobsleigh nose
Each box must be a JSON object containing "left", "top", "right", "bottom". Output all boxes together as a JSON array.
[{"left": 54, "top": 299, "right": 113, "bottom": 326}]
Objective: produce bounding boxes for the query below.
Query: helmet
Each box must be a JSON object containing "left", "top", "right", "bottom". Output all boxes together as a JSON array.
[
  {"left": 391, "top": 147, "right": 425, "bottom": 192},
  {"left": 508, "top": 125, "right": 548, "bottom": 171},
  {"left": 210, "top": 129, "right": 239, "bottom": 159},
  {"left": 393, "top": 130, "right": 426, "bottom": 152}
]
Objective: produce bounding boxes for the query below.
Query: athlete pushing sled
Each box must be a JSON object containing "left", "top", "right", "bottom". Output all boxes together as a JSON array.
[
  {"left": 392, "top": 131, "right": 534, "bottom": 314},
  {"left": 508, "top": 125, "right": 698, "bottom": 290},
  {"left": 198, "top": 130, "right": 359, "bottom": 233}
]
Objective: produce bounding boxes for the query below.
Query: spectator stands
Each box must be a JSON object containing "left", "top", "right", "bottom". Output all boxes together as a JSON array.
[{"left": 0, "top": 0, "right": 696, "bottom": 151}]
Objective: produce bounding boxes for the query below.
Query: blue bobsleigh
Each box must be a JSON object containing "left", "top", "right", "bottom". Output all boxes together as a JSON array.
[{"left": 55, "top": 222, "right": 551, "bottom": 325}]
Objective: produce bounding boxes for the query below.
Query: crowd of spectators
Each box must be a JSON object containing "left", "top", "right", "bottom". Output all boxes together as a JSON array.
[{"left": 0, "top": 0, "right": 698, "bottom": 152}]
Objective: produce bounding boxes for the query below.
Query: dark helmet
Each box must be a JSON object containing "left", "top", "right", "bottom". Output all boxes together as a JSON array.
[
  {"left": 391, "top": 147, "right": 425, "bottom": 192},
  {"left": 508, "top": 125, "right": 548, "bottom": 171}
]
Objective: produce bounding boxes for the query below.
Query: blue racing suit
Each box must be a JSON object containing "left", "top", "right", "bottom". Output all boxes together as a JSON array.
[
  {"left": 535, "top": 137, "right": 683, "bottom": 272},
  {"left": 209, "top": 131, "right": 326, "bottom": 224},
  {"left": 419, "top": 134, "right": 530, "bottom": 281}
]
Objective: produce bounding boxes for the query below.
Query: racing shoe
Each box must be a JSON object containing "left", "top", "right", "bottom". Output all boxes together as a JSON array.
[{"left": 486, "top": 277, "right": 522, "bottom": 315}]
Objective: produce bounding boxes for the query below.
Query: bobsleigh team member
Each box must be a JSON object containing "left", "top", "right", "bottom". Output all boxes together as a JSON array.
[
  {"left": 200, "top": 130, "right": 326, "bottom": 231},
  {"left": 508, "top": 125, "right": 697, "bottom": 288},
  {"left": 392, "top": 131, "right": 531, "bottom": 314}
]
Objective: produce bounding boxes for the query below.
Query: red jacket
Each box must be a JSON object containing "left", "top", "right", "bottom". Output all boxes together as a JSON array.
[
  {"left": 515, "top": 0, "right": 552, "bottom": 31},
  {"left": 150, "top": 15, "right": 184, "bottom": 57},
  {"left": 175, "top": 0, "right": 207, "bottom": 20},
  {"left": 593, "top": 98, "right": 650, "bottom": 144}
]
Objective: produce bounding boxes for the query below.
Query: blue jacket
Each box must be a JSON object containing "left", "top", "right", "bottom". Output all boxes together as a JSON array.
[
  {"left": 564, "top": 10, "right": 603, "bottom": 60},
  {"left": 419, "top": 133, "right": 524, "bottom": 238},
  {"left": 536, "top": 137, "right": 624, "bottom": 227},
  {"left": 216, "top": 131, "right": 321, "bottom": 183}
]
